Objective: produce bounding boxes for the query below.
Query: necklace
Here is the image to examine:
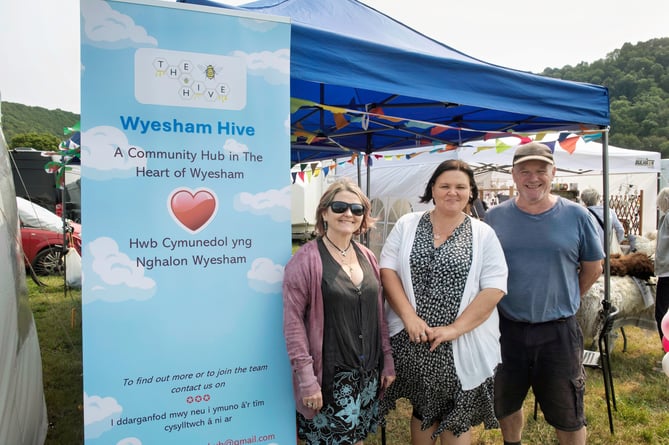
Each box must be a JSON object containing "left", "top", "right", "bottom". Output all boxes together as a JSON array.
[
  {"left": 324, "top": 234, "right": 354, "bottom": 276},
  {"left": 431, "top": 213, "right": 464, "bottom": 240},
  {"left": 324, "top": 234, "right": 352, "bottom": 257}
]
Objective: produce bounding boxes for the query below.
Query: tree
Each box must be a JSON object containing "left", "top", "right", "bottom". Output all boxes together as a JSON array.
[
  {"left": 9, "top": 132, "right": 61, "bottom": 151},
  {"left": 542, "top": 37, "right": 669, "bottom": 153}
]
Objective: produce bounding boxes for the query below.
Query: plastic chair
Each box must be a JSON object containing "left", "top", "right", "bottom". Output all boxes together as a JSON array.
[{"left": 534, "top": 301, "right": 619, "bottom": 434}]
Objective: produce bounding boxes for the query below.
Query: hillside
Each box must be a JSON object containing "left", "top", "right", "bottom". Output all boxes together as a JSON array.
[
  {"left": 0, "top": 102, "right": 79, "bottom": 145},
  {"left": 541, "top": 37, "right": 669, "bottom": 156},
  {"left": 2, "top": 37, "right": 669, "bottom": 155}
]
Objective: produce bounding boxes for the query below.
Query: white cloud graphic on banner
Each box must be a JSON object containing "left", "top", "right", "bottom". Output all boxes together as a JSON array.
[
  {"left": 81, "top": 126, "right": 147, "bottom": 180},
  {"left": 84, "top": 392, "right": 122, "bottom": 439},
  {"left": 82, "top": 0, "right": 157, "bottom": 49},
  {"left": 117, "top": 438, "right": 142, "bottom": 445},
  {"left": 248, "top": 258, "right": 284, "bottom": 294},
  {"left": 234, "top": 186, "right": 291, "bottom": 222},
  {"left": 224, "top": 139, "right": 249, "bottom": 154},
  {"left": 83, "top": 237, "right": 156, "bottom": 304}
]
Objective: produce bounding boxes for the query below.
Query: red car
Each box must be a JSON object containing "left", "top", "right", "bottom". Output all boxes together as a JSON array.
[{"left": 17, "top": 198, "right": 82, "bottom": 276}]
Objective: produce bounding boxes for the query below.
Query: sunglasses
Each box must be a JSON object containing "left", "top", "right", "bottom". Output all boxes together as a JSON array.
[{"left": 329, "top": 201, "right": 365, "bottom": 216}]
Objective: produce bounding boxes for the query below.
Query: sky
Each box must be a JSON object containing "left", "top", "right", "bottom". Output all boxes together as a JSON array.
[{"left": 1, "top": 0, "right": 668, "bottom": 115}]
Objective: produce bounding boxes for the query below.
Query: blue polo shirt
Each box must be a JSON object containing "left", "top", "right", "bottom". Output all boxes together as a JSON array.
[{"left": 486, "top": 197, "right": 604, "bottom": 323}]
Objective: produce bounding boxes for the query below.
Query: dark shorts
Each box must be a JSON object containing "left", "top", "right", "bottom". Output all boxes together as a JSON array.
[{"left": 494, "top": 315, "right": 586, "bottom": 432}]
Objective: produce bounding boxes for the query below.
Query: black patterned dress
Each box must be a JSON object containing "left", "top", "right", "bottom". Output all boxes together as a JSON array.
[
  {"left": 380, "top": 213, "right": 498, "bottom": 438},
  {"left": 297, "top": 240, "right": 383, "bottom": 445}
]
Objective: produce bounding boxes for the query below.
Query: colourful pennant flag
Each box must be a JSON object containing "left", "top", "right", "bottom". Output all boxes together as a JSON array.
[
  {"left": 543, "top": 141, "right": 557, "bottom": 151},
  {"left": 558, "top": 136, "right": 579, "bottom": 154},
  {"left": 63, "top": 121, "right": 80, "bottom": 135},
  {"left": 581, "top": 132, "right": 603, "bottom": 143},
  {"left": 495, "top": 140, "right": 512, "bottom": 153},
  {"left": 333, "top": 113, "right": 349, "bottom": 129}
]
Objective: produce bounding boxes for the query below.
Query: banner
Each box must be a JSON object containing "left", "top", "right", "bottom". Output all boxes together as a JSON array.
[{"left": 80, "top": 1, "right": 293, "bottom": 443}]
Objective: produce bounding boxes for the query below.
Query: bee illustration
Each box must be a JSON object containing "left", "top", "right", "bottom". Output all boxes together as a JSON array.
[{"left": 198, "top": 64, "right": 223, "bottom": 80}]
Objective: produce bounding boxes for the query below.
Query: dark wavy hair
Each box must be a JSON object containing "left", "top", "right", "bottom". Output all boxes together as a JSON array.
[
  {"left": 314, "top": 178, "right": 376, "bottom": 236},
  {"left": 419, "top": 159, "right": 478, "bottom": 205}
]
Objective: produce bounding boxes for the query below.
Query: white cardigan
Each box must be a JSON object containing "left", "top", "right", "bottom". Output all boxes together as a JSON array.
[{"left": 379, "top": 212, "right": 508, "bottom": 390}]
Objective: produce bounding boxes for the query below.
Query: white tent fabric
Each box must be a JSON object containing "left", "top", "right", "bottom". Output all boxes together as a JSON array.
[
  {"left": 335, "top": 141, "right": 661, "bottom": 234},
  {"left": 460, "top": 141, "right": 660, "bottom": 175},
  {"left": 16, "top": 196, "right": 65, "bottom": 234},
  {"left": 0, "top": 121, "right": 48, "bottom": 444}
]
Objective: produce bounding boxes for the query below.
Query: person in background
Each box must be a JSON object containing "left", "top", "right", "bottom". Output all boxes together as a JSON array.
[
  {"left": 485, "top": 142, "right": 604, "bottom": 445},
  {"left": 580, "top": 187, "right": 633, "bottom": 253},
  {"left": 379, "top": 159, "right": 508, "bottom": 445},
  {"left": 469, "top": 196, "right": 488, "bottom": 220},
  {"left": 653, "top": 187, "right": 669, "bottom": 344},
  {"left": 282, "top": 178, "right": 395, "bottom": 445}
]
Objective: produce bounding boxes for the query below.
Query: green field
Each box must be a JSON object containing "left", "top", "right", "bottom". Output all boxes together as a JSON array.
[{"left": 30, "top": 277, "right": 669, "bottom": 444}]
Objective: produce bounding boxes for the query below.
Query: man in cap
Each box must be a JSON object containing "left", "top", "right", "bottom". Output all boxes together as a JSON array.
[{"left": 485, "top": 142, "right": 604, "bottom": 445}]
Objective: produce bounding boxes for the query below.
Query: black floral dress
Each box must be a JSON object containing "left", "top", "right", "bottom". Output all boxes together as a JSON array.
[
  {"left": 297, "top": 240, "right": 383, "bottom": 445},
  {"left": 380, "top": 214, "right": 498, "bottom": 438}
]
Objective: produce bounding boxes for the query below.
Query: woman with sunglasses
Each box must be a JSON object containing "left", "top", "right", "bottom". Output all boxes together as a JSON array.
[
  {"left": 282, "top": 178, "right": 395, "bottom": 445},
  {"left": 379, "top": 160, "right": 507, "bottom": 445}
]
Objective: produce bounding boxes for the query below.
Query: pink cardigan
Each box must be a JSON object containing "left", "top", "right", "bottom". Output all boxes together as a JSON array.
[{"left": 282, "top": 239, "right": 395, "bottom": 419}]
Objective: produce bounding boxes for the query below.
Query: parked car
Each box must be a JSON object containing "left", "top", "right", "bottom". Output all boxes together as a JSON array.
[{"left": 17, "top": 197, "right": 82, "bottom": 276}]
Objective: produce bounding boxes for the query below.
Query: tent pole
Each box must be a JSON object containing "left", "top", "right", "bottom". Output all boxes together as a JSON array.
[
  {"left": 61, "top": 153, "right": 67, "bottom": 297},
  {"left": 602, "top": 129, "right": 611, "bottom": 303}
]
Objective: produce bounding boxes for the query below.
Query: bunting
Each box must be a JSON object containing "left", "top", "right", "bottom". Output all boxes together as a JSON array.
[
  {"left": 63, "top": 121, "right": 80, "bottom": 135},
  {"left": 495, "top": 139, "right": 513, "bottom": 153},
  {"left": 290, "top": 160, "right": 337, "bottom": 184},
  {"left": 43, "top": 125, "right": 81, "bottom": 188},
  {"left": 323, "top": 133, "right": 609, "bottom": 170},
  {"left": 558, "top": 136, "right": 580, "bottom": 154},
  {"left": 290, "top": 98, "right": 604, "bottom": 146}
]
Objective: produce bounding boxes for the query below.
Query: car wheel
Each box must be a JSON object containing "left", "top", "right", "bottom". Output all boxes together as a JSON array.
[{"left": 32, "top": 246, "right": 65, "bottom": 276}]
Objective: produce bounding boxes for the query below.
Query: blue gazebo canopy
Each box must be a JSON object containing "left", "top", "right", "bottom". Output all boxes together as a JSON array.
[{"left": 180, "top": 0, "right": 610, "bottom": 163}]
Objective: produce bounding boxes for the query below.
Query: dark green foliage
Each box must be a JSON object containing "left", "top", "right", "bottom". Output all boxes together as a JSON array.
[
  {"left": 542, "top": 37, "right": 669, "bottom": 157},
  {"left": 1, "top": 101, "right": 79, "bottom": 147},
  {"left": 9, "top": 132, "right": 62, "bottom": 151}
]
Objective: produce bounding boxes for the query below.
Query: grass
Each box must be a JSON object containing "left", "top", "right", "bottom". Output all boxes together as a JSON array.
[
  {"left": 29, "top": 276, "right": 669, "bottom": 444},
  {"left": 29, "top": 276, "right": 83, "bottom": 445}
]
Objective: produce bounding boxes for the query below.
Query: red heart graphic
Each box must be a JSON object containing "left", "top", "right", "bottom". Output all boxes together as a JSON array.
[{"left": 169, "top": 188, "right": 217, "bottom": 232}]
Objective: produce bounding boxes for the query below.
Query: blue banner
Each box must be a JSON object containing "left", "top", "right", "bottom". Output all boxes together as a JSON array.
[{"left": 80, "top": 1, "right": 293, "bottom": 444}]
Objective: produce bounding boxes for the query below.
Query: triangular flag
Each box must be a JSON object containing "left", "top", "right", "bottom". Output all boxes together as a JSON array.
[
  {"left": 495, "top": 140, "right": 513, "bottom": 153},
  {"left": 290, "top": 97, "right": 316, "bottom": 113},
  {"left": 557, "top": 132, "right": 570, "bottom": 142},
  {"left": 333, "top": 113, "right": 349, "bottom": 129},
  {"left": 543, "top": 141, "right": 557, "bottom": 152},
  {"left": 582, "top": 132, "right": 603, "bottom": 143},
  {"left": 558, "top": 136, "right": 579, "bottom": 154},
  {"left": 430, "top": 126, "right": 448, "bottom": 136},
  {"left": 63, "top": 122, "right": 80, "bottom": 135},
  {"left": 475, "top": 145, "right": 495, "bottom": 154}
]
